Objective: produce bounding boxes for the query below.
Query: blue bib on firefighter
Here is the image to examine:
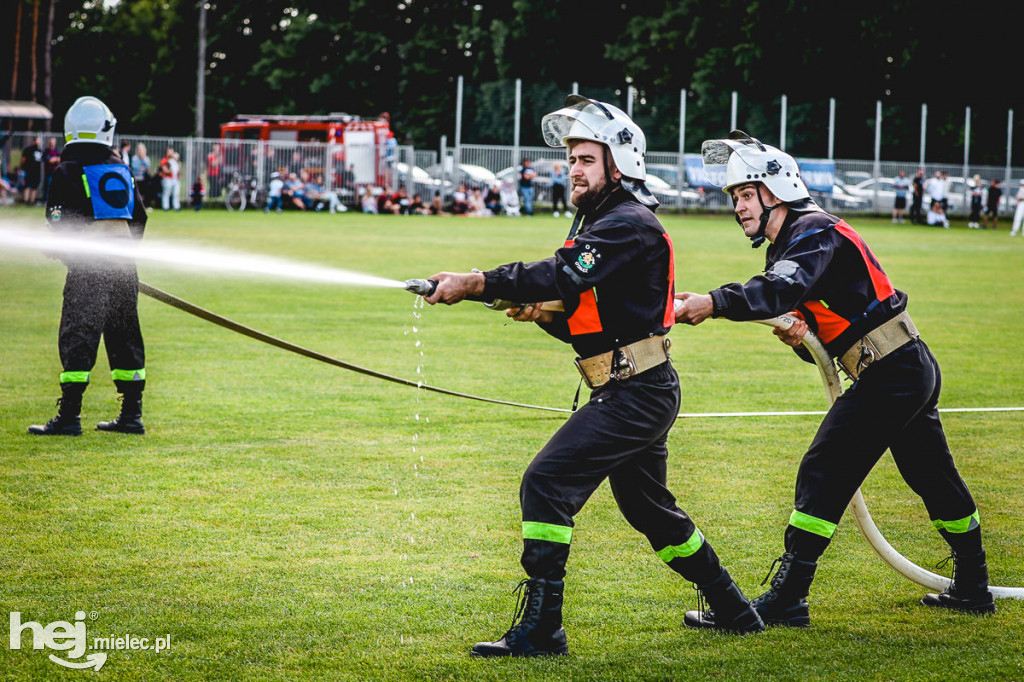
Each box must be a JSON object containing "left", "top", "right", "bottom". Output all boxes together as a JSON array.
[{"left": 82, "top": 164, "right": 135, "bottom": 220}]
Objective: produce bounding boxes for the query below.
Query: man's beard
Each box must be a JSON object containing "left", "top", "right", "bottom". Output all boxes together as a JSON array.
[{"left": 571, "top": 181, "right": 606, "bottom": 213}]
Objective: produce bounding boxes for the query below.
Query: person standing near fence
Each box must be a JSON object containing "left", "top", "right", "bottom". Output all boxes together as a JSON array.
[
  {"left": 1009, "top": 179, "right": 1024, "bottom": 237},
  {"left": 675, "top": 130, "right": 995, "bottom": 629},
  {"left": 28, "top": 96, "right": 149, "bottom": 437},
  {"left": 518, "top": 157, "right": 536, "bottom": 216},
  {"left": 983, "top": 178, "right": 1002, "bottom": 230},
  {"left": 550, "top": 162, "right": 568, "bottom": 217},
  {"left": 159, "top": 147, "right": 182, "bottom": 211},
  {"left": 425, "top": 97, "right": 765, "bottom": 658},
  {"left": 968, "top": 175, "right": 984, "bottom": 229},
  {"left": 892, "top": 170, "right": 909, "bottom": 224},
  {"left": 20, "top": 136, "right": 43, "bottom": 205},
  {"left": 910, "top": 168, "right": 925, "bottom": 224}
]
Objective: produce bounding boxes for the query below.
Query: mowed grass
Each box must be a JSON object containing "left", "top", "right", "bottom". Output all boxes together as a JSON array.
[{"left": 1, "top": 205, "right": 1022, "bottom": 681}]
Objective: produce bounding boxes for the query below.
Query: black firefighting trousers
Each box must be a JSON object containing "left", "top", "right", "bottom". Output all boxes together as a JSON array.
[
  {"left": 58, "top": 261, "right": 145, "bottom": 384},
  {"left": 786, "top": 338, "right": 979, "bottom": 558},
  {"left": 519, "top": 362, "right": 719, "bottom": 582}
]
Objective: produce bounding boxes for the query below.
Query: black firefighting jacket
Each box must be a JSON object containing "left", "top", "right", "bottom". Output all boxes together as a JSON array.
[
  {"left": 480, "top": 188, "right": 676, "bottom": 359},
  {"left": 46, "top": 143, "right": 148, "bottom": 238},
  {"left": 709, "top": 209, "right": 908, "bottom": 358}
]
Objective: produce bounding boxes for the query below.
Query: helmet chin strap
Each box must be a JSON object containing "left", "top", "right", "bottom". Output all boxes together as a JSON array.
[{"left": 733, "top": 183, "right": 782, "bottom": 249}]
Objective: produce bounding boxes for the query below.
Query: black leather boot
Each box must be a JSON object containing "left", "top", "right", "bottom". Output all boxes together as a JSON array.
[
  {"left": 748, "top": 552, "right": 818, "bottom": 627},
  {"left": 471, "top": 578, "right": 569, "bottom": 657},
  {"left": 96, "top": 386, "right": 145, "bottom": 434},
  {"left": 921, "top": 550, "right": 996, "bottom": 614},
  {"left": 683, "top": 568, "right": 766, "bottom": 634},
  {"left": 27, "top": 383, "right": 86, "bottom": 436}
]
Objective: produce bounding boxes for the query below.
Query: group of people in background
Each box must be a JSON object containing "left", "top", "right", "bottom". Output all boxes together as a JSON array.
[
  {"left": 893, "top": 168, "right": 1021, "bottom": 232},
  {"left": 266, "top": 168, "right": 346, "bottom": 214}
]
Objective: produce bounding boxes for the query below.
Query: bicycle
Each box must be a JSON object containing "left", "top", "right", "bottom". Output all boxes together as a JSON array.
[{"left": 224, "top": 173, "right": 266, "bottom": 212}]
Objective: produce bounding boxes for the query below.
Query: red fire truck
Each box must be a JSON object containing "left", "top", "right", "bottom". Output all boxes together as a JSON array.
[{"left": 217, "top": 112, "right": 394, "bottom": 188}]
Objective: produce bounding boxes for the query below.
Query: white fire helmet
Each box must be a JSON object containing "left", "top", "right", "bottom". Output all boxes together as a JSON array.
[
  {"left": 541, "top": 95, "right": 658, "bottom": 207},
  {"left": 701, "top": 130, "right": 809, "bottom": 203},
  {"left": 64, "top": 96, "right": 117, "bottom": 147}
]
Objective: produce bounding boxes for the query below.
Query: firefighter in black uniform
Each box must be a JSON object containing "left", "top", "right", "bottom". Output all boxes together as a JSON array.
[
  {"left": 425, "top": 98, "right": 765, "bottom": 657},
  {"left": 28, "top": 96, "right": 149, "bottom": 436},
  {"left": 675, "top": 131, "right": 995, "bottom": 629}
]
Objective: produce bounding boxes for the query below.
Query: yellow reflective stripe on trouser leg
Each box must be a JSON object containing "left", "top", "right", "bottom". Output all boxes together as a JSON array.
[
  {"left": 111, "top": 368, "right": 146, "bottom": 382},
  {"left": 789, "top": 510, "right": 838, "bottom": 538},
  {"left": 932, "top": 510, "right": 980, "bottom": 533},
  {"left": 522, "top": 521, "right": 573, "bottom": 544},
  {"left": 655, "top": 529, "right": 705, "bottom": 562},
  {"left": 60, "top": 371, "right": 91, "bottom": 383}
]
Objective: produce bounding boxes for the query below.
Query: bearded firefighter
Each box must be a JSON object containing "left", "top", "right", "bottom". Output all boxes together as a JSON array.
[{"left": 424, "top": 97, "right": 765, "bottom": 657}]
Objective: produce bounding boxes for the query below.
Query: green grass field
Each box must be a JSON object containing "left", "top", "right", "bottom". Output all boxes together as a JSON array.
[{"left": 1, "top": 205, "right": 1022, "bottom": 680}]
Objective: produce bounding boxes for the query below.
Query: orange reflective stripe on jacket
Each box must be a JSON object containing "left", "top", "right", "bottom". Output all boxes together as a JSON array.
[
  {"left": 800, "top": 220, "right": 895, "bottom": 344},
  {"left": 564, "top": 236, "right": 604, "bottom": 335},
  {"left": 662, "top": 233, "right": 676, "bottom": 329}
]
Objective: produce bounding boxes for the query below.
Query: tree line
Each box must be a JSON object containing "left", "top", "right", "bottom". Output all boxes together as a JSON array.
[{"left": 4, "top": 0, "right": 1020, "bottom": 165}]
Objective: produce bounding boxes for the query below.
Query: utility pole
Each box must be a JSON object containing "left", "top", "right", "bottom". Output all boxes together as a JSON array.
[{"left": 195, "top": 1, "right": 207, "bottom": 138}]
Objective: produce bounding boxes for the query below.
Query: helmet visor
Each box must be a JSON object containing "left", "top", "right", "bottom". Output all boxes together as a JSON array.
[
  {"left": 700, "top": 139, "right": 736, "bottom": 189},
  {"left": 541, "top": 113, "right": 580, "bottom": 148}
]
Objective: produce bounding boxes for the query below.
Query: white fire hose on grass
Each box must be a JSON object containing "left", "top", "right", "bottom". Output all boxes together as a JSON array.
[{"left": 758, "top": 315, "right": 1024, "bottom": 599}]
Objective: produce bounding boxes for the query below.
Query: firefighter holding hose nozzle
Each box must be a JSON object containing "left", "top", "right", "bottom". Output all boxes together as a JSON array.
[{"left": 423, "top": 96, "right": 765, "bottom": 658}]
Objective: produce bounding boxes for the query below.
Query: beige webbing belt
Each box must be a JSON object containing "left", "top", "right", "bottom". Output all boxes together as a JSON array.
[
  {"left": 837, "top": 311, "right": 919, "bottom": 380},
  {"left": 574, "top": 335, "right": 672, "bottom": 389}
]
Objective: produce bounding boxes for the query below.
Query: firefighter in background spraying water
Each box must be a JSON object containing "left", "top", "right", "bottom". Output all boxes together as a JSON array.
[
  {"left": 28, "top": 96, "right": 149, "bottom": 436},
  {"left": 424, "top": 96, "right": 764, "bottom": 657},
  {"left": 675, "top": 131, "right": 994, "bottom": 628}
]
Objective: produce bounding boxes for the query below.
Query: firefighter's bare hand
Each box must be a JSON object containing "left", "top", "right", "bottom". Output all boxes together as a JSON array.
[
  {"left": 506, "top": 303, "right": 552, "bottom": 324},
  {"left": 773, "top": 317, "right": 808, "bottom": 347},
  {"left": 425, "top": 271, "right": 485, "bottom": 305},
  {"left": 674, "top": 292, "right": 713, "bottom": 325}
]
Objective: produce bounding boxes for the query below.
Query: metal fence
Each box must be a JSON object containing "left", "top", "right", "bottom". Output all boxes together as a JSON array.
[{"left": 3, "top": 131, "right": 1021, "bottom": 217}]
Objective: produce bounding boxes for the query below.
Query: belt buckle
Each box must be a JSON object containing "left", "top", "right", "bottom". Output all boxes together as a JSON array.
[
  {"left": 856, "top": 336, "right": 879, "bottom": 375},
  {"left": 611, "top": 347, "right": 637, "bottom": 381}
]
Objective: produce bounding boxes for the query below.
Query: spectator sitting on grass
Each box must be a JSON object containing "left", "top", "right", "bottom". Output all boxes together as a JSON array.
[
  {"left": 360, "top": 186, "right": 378, "bottom": 214},
  {"left": 451, "top": 183, "right": 469, "bottom": 215},
  {"left": 410, "top": 193, "right": 428, "bottom": 215},
  {"left": 926, "top": 200, "right": 950, "bottom": 228},
  {"left": 284, "top": 172, "right": 308, "bottom": 210},
  {"left": 377, "top": 186, "right": 399, "bottom": 214},
  {"left": 429, "top": 190, "right": 447, "bottom": 215},
  {"left": 468, "top": 187, "right": 489, "bottom": 216}
]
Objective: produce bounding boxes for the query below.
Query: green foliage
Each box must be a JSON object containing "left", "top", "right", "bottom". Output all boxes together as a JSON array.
[
  {"left": 1, "top": 206, "right": 1022, "bottom": 679},
  {"left": 30, "top": 0, "right": 1023, "bottom": 158}
]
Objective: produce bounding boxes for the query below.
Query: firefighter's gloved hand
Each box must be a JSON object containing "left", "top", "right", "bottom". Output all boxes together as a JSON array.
[{"left": 425, "top": 271, "right": 485, "bottom": 305}]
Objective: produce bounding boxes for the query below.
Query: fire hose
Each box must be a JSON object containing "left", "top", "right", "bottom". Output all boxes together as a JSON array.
[
  {"left": 759, "top": 315, "right": 1023, "bottom": 600},
  {"left": 139, "top": 281, "right": 1022, "bottom": 599}
]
